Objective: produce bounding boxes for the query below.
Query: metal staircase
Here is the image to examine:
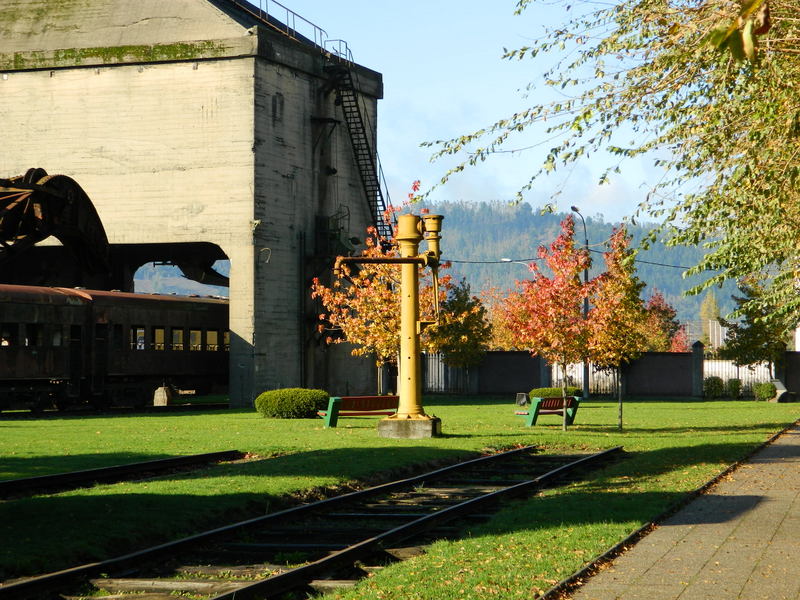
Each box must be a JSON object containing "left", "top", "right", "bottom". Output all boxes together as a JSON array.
[
  {"left": 325, "top": 65, "right": 393, "bottom": 239},
  {"left": 223, "top": 0, "right": 394, "bottom": 239}
]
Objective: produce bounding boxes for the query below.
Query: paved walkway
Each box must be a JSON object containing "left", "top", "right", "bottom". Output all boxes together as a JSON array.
[{"left": 570, "top": 425, "right": 800, "bottom": 600}]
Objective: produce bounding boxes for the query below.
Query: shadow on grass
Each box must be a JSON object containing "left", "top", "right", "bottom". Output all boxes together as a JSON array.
[
  {"left": 0, "top": 452, "right": 189, "bottom": 481},
  {"left": 0, "top": 445, "right": 472, "bottom": 580},
  {"left": 470, "top": 440, "right": 773, "bottom": 543}
]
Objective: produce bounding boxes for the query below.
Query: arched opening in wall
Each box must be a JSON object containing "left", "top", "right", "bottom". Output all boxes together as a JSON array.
[
  {"left": 135, "top": 259, "right": 230, "bottom": 297},
  {"left": 110, "top": 242, "right": 229, "bottom": 295}
]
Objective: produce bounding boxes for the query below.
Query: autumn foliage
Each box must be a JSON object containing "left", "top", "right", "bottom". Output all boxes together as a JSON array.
[
  {"left": 588, "top": 227, "right": 647, "bottom": 371},
  {"left": 310, "top": 226, "right": 490, "bottom": 369},
  {"left": 643, "top": 291, "right": 689, "bottom": 352},
  {"left": 502, "top": 216, "right": 591, "bottom": 429},
  {"left": 503, "top": 216, "right": 591, "bottom": 371},
  {"left": 500, "top": 217, "right": 677, "bottom": 430}
]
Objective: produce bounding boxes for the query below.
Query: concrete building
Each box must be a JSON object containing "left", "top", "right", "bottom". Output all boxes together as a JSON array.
[{"left": 0, "top": 0, "right": 387, "bottom": 405}]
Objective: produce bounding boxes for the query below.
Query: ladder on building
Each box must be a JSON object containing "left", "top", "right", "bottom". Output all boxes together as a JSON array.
[{"left": 325, "top": 65, "right": 393, "bottom": 240}]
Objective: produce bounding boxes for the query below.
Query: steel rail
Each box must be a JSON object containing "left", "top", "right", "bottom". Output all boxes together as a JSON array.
[
  {"left": 0, "top": 446, "right": 536, "bottom": 598},
  {"left": 0, "top": 450, "right": 243, "bottom": 498},
  {"left": 0, "top": 446, "right": 621, "bottom": 599},
  {"left": 206, "top": 446, "right": 623, "bottom": 600}
]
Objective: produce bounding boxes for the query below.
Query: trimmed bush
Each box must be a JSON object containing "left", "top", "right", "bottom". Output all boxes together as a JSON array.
[
  {"left": 529, "top": 386, "right": 582, "bottom": 401},
  {"left": 254, "top": 388, "right": 329, "bottom": 418},
  {"left": 726, "top": 378, "right": 742, "bottom": 400},
  {"left": 703, "top": 376, "right": 725, "bottom": 399},
  {"left": 753, "top": 382, "right": 777, "bottom": 402}
]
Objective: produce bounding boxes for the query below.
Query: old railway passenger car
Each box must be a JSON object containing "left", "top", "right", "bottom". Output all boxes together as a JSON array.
[{"left": 0, "top": 284, "right": 229, "bottom": 410}]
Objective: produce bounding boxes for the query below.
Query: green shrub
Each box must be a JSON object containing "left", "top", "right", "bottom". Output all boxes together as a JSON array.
[
  {"left": 254, "top": 388, "right": 329, "bottom": 418},
  {"left": 703, "top": 376, "right": 725, "bottom": 399},
  {"left": 529, "top": 386, "right": 582, "bottom": 400},
  {"left": 726, "top": 378, "right": 742, "bottom": 399},
  {"left": 752, "top": 382, "right": 777, "bottom": 402}
]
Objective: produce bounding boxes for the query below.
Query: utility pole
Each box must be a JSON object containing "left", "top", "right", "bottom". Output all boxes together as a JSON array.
[{"left": 571, "top": 206, "right": 591, "bottom": 401}]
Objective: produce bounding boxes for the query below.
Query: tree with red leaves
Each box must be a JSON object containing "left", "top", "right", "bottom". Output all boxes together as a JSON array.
[
  {"left": 643, "top": 291, "right": 685, "bottom": 352},
  {"left": 503, "top": 215, "right": 591, "bottom": 431}
]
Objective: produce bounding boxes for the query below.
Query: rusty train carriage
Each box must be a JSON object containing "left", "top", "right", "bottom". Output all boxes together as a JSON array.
[{"left": 0, "top": 284, "right": 229, "bottom": 411}]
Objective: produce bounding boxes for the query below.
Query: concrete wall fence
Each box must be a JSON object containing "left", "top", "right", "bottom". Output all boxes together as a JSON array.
[{"left": 425, "top": 347, "right": 800, "bottom": 398}]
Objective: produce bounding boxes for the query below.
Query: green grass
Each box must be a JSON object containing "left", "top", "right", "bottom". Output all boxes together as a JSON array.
[{"left": 0, "top": 396, "right": 797, "bottom": 595}]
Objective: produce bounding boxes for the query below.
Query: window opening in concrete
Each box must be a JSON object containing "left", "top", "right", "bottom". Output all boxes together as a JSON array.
[{"left": 223, "top": 331, "right": 230, "bottom": 352}]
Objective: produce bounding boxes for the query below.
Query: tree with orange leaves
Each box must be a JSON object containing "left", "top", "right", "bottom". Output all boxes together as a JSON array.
[
  {"left": 310, "top": 225, "right": 490, "bottom": 389},
  {"left": 502, "top": 215, "right": 591, "bottom": 431},
  {"left": 588, "top": 226, "right": 648, "bottom": 430}
]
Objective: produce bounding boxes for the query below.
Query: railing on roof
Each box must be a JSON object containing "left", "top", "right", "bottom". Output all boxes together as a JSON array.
[
  {"left": 225, "top": 0, "right": 394, "bottom": 229},
  {"left": 228, "top": 0, "right": 327, "bottom": 48}
]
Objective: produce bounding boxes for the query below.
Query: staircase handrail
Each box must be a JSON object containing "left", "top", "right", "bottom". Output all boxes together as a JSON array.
[{"left": 225, "top": 0, "right": 394, "bottom": 229}]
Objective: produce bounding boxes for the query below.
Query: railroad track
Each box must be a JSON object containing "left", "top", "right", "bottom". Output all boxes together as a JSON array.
[
  {"left": 0, "top": 445, "right": 623, "bottom": 600},
  {"left": 0, "top": 450, "right": 244, "bottom": 499}
]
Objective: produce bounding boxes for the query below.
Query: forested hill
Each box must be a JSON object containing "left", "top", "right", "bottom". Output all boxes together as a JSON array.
[{"left": 420, "top": 200, "right": 736, "bottom": 324}]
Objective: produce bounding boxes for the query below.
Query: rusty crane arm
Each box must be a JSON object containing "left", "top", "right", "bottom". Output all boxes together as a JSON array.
[{"left": 0, "top": 168, "right": 112, "bottom": 281}]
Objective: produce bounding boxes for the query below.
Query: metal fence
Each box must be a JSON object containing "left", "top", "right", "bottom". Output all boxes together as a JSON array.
[
  {"left": 704, "top": 359, "right": 772, "bottom": 395},
  {"left": 421, "top": 353, "right": 472, "bottom": 394},
  {"left": 552, "top": 359, "right": 774, "bottom": 397},
  {"left": 551, "top": 363, "right": 618, "bottom": 396}
]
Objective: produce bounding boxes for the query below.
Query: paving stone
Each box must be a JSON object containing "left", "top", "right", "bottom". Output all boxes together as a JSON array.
[{"left": 567, "top": 424, "right": 800, "bottom": 600}]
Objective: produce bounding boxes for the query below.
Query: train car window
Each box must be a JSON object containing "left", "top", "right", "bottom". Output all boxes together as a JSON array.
[
  {"left": 52, "top": 327, "right": 63, "bottom": 347},
  {"left": 112, "top": 324, "right": 123, "bottom": 351},
  {"left": 223, "top": 331, "right": 230, "bottom": 352},
  {"left": 24, "top": 324, "right": 42, "bottom": 346},
  {"left": 152, "top": 327, "right": 165, "bottom": 351},
  {"left": 130, "top": 326, "right": 146, "bottom": 350},
  {"left": 206, "top": 330, "right": 219, "bottom": 351},
  {"left": 189, "top": 329, "right": 202, "bottom": 351},
  {"left": 171, "top": 328, "right": 184, "bottom": 351},
  {"left": 1, "top": 324, "right": 18, "bottom": 346}
]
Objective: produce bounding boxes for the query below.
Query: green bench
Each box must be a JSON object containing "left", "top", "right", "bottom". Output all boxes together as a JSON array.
[
  {"left": 318, "top": 395, "right": 399, "bottom": 428},
  {"left": 515, "top": 396, "right": 581, "bottom": 427}
]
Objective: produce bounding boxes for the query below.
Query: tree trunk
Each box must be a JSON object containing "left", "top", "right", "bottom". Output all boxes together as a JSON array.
[
  {"left": 561, "top": 362, "right": 568, "bottom": 431},
  {"left": 617, "top": 366, "right": 623, "bottom": 431}
]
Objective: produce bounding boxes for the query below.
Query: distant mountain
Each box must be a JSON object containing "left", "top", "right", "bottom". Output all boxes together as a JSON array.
[{"left": 418, "top": 200, "right": 736, "bottom": 326}]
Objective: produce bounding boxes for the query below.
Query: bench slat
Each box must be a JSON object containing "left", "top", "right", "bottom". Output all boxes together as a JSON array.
[{"left": 319, "top": 395, "right": 399, "bottom": 428}]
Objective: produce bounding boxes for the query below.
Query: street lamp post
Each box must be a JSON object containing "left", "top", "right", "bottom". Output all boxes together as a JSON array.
[{"left": 571, "top": 206, "right": 591, "bottom": 401}]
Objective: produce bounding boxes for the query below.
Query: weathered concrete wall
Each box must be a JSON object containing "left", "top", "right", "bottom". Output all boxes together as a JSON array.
[
  {"left": 623, "top": 352, "right": 694, "bottom": 397},
  {"left": 476, "top": 351, "right": 547, "bottom": 395},
  {"left": 0, "top": 0, "right": 382, "bottom": 405},
  {"left": 0, "top": 0, "right": 257, "bottom": 54}
]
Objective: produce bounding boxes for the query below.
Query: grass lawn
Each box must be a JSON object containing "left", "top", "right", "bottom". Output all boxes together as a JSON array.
[{"left": 1, "top": 395, "right": 797, "bottom": 597}]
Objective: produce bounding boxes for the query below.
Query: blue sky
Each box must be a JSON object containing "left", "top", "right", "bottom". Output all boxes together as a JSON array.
[{"left": 275, "top": 0, "right": 655, "bottom": 223}]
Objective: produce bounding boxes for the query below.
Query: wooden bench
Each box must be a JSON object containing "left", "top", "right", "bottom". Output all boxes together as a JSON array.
[
  {"left": 318, "top": 395, "right": 399, "bottom": 428},
  {"left": 515, "top": 396, "right": 581, "bottom": 427}
]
